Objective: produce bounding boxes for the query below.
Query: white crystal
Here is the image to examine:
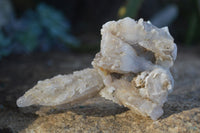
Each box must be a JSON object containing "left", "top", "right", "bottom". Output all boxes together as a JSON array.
[
  {"left": 17, "top": 68, "right": 104, "bottom": 107},
  {"left": 17, "top": 17, "right": 177, "bottom": 120},
  {"left": 92, "top": 17, "right": 177, "bottom": 120},
  {"left": 92, "top": 17, "right": 177, "bottom": 73}
]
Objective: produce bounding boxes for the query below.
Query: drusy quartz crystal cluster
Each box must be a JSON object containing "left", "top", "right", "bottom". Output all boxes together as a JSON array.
[{"left": 17, "top": 17, "right": 177, "bottom": 120}]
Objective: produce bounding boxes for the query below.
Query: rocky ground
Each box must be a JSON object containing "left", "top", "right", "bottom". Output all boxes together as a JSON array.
[{"left": 0, "top": 47, "right": 200, "bottom": 133}]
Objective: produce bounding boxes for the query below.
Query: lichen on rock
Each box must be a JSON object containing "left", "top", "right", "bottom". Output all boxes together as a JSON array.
[{"left": 16, "top": 17, "right": 177, "bottom": 120}]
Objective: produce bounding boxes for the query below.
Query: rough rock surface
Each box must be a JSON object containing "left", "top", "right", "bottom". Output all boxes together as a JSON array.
[{"left": 0, "top": 48, "right": 200, "bottom": 132}]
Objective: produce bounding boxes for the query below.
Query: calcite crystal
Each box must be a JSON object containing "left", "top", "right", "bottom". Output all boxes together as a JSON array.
[
  {"left": 17, "top": 68, "right": 104, "bottom": 107},
  {"left": 92, "top": 17, "right": 176, "bottom": 120},
  {"left": 17, "top": 17, "right": 177, "bottom": 120}
]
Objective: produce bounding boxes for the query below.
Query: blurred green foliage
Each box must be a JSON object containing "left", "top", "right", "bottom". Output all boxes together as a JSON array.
[
  {"left": 37, "top": 4, "right": 79, "bottom": 47},
  {"left": 0, "top": 3, "right": 80, "bottom": 59},
  {"left": 1, "top": 0, "right": 200, "bottom": 60},
  {"left": 184, "top": 0, "right": 200, "bottom": 45},
  {"left": 16, "top": 20, "right": 41, "bottom": 52},
  {"left": 0, "top": 31, "right": 11, "bottom": 59},
  {"left": 118, "top": 0, "right": 144, "bottom": 18}
]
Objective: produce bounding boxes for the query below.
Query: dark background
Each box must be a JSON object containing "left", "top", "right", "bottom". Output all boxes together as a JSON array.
[{"left": 0, "top": 0, "right": 200, "bottom": 59}]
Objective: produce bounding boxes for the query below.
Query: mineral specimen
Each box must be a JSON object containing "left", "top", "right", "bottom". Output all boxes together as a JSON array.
[
  {"left": 17, "top": 68, "right": 104, "bottom": 107},
  {"left": 16, "top": 17, "right": 177, "bottom": 120}
]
